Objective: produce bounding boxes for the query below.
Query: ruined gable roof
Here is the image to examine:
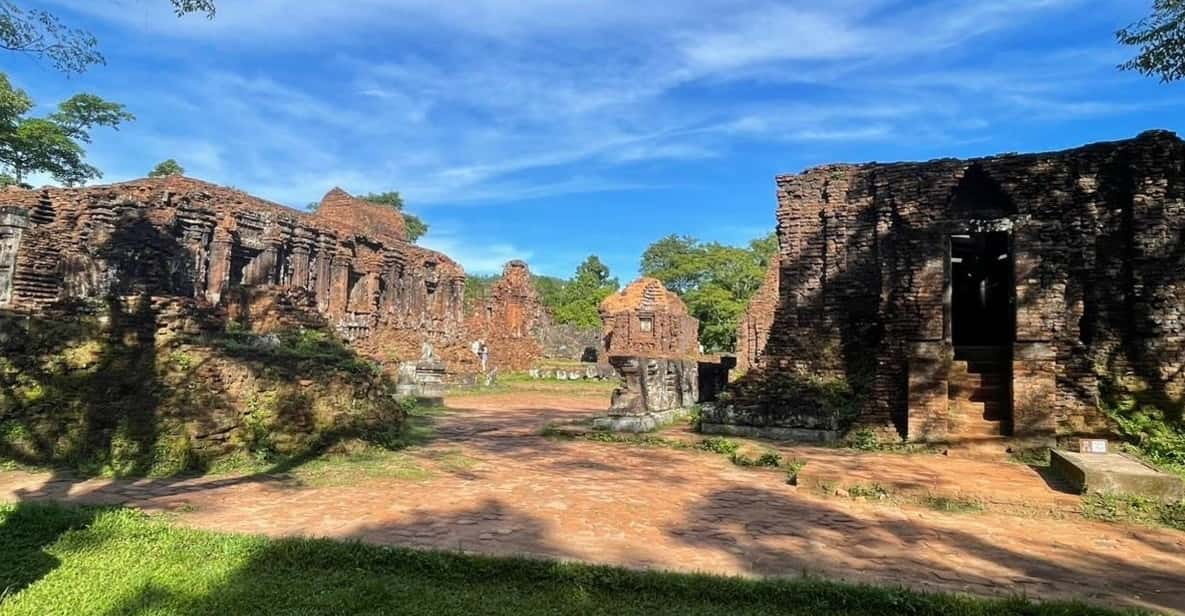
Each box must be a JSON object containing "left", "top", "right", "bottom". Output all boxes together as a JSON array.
[
  {"left": 314, "top": 187, "right": 408, "bottom": 246},
  {"left": 599, "top": 277, "right": 689, "bottom": 316}
]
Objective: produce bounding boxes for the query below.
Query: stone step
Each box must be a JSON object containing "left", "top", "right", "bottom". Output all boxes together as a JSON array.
[{"left": 952, "top": 399, "right": 1009, "bottom": 423}]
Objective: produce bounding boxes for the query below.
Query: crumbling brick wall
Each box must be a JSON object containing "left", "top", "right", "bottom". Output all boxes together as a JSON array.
[
  {"left": 599, "top": 277, "right": 699, "bottom": 357},
  {"left": 720, "top": 131, "right": 1185, "bottom": 440},
  {"left": 465, "top": 260, "right": 545, "bottom": 371},
  {"left": 0, "top": 177, "right": 468, "bottom": 366},
  {"left": 736, "top": 258, "right": 779, "bottom": 373}
]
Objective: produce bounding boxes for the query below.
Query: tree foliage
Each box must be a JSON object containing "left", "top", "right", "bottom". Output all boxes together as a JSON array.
[
  {"left": 1, "top": 1, "right": 215, "bottom": 75},
  {"left": 148, "top": 159, "right": 185, "bottom": 177},
  {"left": 549, "top": 256, "right": 619, "bottom": 329},
  {"left": 640, "top": 233, "right": 775, "bottom": 353},
  {"left": 356, "top": 191, "right": 429, "bottom": 242},
  {"left": 1118, "top": 0, "right": 1185, "bottom": 82},
  {"left": 0, "top": 73, "right": 132, "bottom": 185}
]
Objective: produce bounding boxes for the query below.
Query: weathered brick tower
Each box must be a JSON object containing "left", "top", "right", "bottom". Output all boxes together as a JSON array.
[{"left": 715, "top": 131, "right": 1185, "bottom": 443}]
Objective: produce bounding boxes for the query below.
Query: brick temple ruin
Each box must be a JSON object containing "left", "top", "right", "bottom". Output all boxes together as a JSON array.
[
  {"left": 0, "top": 177, "right": 470, "bottom": 368},
  {"left": 717, "top": 130, "right": 1185, "bottom": 443},
  {"left": 465, "top": 260, "right": 546, "bottom": 372},
  {"left": 596, "top": 278, "right": 732, "bottom": 431}
]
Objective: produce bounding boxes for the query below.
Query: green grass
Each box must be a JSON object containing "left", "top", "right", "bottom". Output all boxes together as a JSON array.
[
  {"left": 1080, "top": 493, "right": 1185, "bottom": 531},
  {"left": 924, "top": 494, "right": 986, "bottom": 514},
  {"left": 447, "top": 376, "right": 616, "bottom": 398},
  {"left": 0, "top": 503, "right": 1130, "bottom": 615}
]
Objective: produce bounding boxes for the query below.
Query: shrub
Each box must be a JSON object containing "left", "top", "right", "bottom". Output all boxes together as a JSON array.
[
  {"left": 784, "top": 458, "right": 806, "bottom": 485},
  {"left": 847, "top": 483, "right": 890, "bottom": 500},
  {"left": 755, "top": 451, "right": 783, "bottom": 467}
]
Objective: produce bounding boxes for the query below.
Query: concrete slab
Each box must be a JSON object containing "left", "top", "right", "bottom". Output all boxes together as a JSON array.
[{"left": 1051, "top": 449, "right": 1185, "bottom": 502}]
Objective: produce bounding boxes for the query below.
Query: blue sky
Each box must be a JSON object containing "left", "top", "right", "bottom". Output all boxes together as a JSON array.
[{"left": 7, "top": 0, "right": 1183, "bottom": 279}]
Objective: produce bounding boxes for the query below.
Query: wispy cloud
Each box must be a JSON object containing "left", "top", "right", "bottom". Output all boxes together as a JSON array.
[{"left": 29, "top": 1, "right": 1170, "bottom": 219}]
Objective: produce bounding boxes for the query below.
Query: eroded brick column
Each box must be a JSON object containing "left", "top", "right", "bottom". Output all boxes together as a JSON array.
[
  {"left": 1013, "top": 342, "right": 1057, "bottom": 436},
  {"left": 908, "top": 341, "right": 951, "bottom": 441}
]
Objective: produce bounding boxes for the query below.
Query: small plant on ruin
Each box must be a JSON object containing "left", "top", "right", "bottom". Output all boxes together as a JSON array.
[
  {"left": 848, "top": 427, "right": 879, "bottom": 452},
  {"left": 784, "top": 458, "right": 806, "bottom": 485},
  {"left": 698, "top": 437, "right": 740, "bottom": 456},
  {"left": 924, "top": 494, "right": 985, "bottom": 514},
  {"left": 687, "top": 404, "right": 704, "bottom": 432}
]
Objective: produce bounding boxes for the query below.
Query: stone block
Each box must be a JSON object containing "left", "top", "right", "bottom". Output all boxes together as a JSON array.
[{"left": 1051, "top": 449, "right": 1185, "bottom": 502}]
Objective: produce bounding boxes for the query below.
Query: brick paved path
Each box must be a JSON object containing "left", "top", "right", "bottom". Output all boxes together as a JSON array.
[{"left": 3, "top": 392, "right": 1183, "bottom": 613}]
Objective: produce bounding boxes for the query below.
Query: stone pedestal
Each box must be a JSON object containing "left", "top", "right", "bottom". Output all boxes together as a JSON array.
[
  {"left": 1052, "top": 450, "right": 1185, "bottom": 502},
  {"left": 590, "top": 356, "right": 698, "bottom": 432},
  {"left": 395, "top": 359, "right": 447, "bottom": 405}
]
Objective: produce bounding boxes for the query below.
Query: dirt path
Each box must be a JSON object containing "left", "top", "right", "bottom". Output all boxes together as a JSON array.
[{"left": 2, "top": 392, "right": 1183, "bottom": 613}]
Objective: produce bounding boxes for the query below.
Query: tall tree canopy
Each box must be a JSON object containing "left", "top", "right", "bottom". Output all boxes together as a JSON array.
[
  {"left": 1118, "top": 0, "right": 1185, "bottom": 82},
  {"left": 1, "top": 1, "right": 215, "bottom": 74},
  {"left": 640, "top": 233, "right": 775, "bottom": 353},
  {"left": 148, "top": 159, "right": 185, "bottom": 177},
  {"left": 356, "top": 191, "right": 429, "bottom": 242},
  {"left": 0, "top": 73, "right": 132, "bottom": 185}
]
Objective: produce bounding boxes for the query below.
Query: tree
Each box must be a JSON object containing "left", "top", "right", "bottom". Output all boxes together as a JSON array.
[
  {"left": 749, "top": 231, "right": 778, "bottom": 268},
  {"left": 639, "top": 235, "right": 704, "bottom": 295},
  {"left": 148, "top": 159, "right": 185, "bottom": 177},
  {"left": 357, "top": 191, "right": 429, "bottom": 242},
  {"left": 1, "top": 1, "right": 215, "bottom": 74},
  {"left": 1118, "top": 0, "right": 1185, "bottom": 82},
  {"left": 640, "top": 233, "right": 771, "bottom": 352},
  {"left": 0, "top": 73, "right": 132, "bottom": 185},
  {"left": 549, "top": 256, "right": 619, "bottom": 329}
]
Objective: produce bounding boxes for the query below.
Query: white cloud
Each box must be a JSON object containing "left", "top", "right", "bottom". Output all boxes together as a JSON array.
[{"left": 32, "top": 0, "right": 1161, "bottom": 216}]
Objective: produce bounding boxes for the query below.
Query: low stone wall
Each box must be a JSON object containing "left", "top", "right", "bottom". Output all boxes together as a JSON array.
[{"left": 528, "top": 363, "right": 615, "bottom": 381}]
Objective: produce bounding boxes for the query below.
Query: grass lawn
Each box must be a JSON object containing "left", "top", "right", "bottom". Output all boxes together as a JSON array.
[
  {"left": 447, "top": 374, "right": 617, "bottom": 398},
  {"left": 0, "top": 503, "right": 1134, "bottom": 616}
]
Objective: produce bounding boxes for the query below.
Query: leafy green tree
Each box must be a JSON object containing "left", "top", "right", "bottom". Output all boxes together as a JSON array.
[
  {"left": 639, "top": 235, "right": 703, "bottom": 294},
  {"left": 0, "top": 73, "right": 132, "bottom": 185},
  {"left": 1118, "top": 0, "right": 1185, "bottom": 82},
  {"left": 1, "top": 1, "right": 214, "bottom": 75},
  {"left": 550, "top": 256, "right": 619, "bottom": 329},
  {"left": 148, "top": 159, "right": 185, "bottom": 177},
  {"left": 749, "top": 231, "right": 778, "bottom": 268},
  {"left": 357, "top": 191, "right": 429, "bottom": 242},
  {"left": 640, "top": 234, "right": 771, "bottom": 352},
  {"left": 531, "top": 275, "right": 566, "bottom": 315}
]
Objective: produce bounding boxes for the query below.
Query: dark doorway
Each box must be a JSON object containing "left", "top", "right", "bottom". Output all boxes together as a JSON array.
[{"left": 950, "top": 232, "right": 1013, "bottom": 347}]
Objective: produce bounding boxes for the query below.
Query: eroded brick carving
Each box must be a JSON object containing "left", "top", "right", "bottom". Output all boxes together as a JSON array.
[
  {"left": 736, "top": 258, "right": 779, "bottom": 373},
  {"left": 0, "top": 177, "right": 467, "bottom": 365},
  {"left": 599, "top": 277, "right": 699, "bottom": 357},
  {"left": 0, "top": 206, "right": 29, "bottom": 307},
  {"left": 718, "top": 131, "right": 1185, "bottom": 442}
]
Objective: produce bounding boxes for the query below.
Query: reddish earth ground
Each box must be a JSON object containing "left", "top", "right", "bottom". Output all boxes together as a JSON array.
[{"left": 2, "top": 390, "right": 1184, "bottom": 613}]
